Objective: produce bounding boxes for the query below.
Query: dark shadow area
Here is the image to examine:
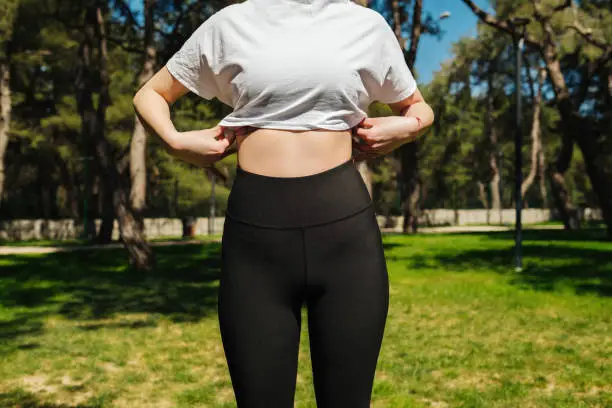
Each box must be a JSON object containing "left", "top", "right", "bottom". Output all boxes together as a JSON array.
[
  {"left": 382, "top": 242, "right": 405, "bottom": 251},
  {"left": 0, "top": 314, "right": 45, "bottom": 340},
  {"left": 0, "top": 389, "right": 110, "bottom": 407},
  {"left": 0, "top": 243, "right": 222, "bottom": 347}
]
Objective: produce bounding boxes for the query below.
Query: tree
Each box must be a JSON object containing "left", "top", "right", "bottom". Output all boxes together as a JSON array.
[
  {"left": 74, "top": 2, "right": 153, "bottom": 269},
  {"left": 386, "top": 0, "right": 441, "bottom": 233},
  {"left": 0, "top": 0, "right": 20, "bottom": 209},
  {"left": 128, "top": 0, "right": 157, "bottom": 270},
  {"left": 461, "top": 0, "right": 612, "bottom": 237}
]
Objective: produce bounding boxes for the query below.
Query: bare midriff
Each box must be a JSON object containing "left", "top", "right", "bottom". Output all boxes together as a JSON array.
[{"left": 221, "top": 123, "right": 363, "bottom": 178}]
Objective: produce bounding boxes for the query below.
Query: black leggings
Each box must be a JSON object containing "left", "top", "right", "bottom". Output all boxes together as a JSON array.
[{"left": 219, "top": 158, "right": 389, "bottom": 407}]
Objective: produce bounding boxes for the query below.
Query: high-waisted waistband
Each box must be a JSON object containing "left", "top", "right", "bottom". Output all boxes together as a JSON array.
[{"left": 225, "top": 158, "right": 373, "bottom": 229}]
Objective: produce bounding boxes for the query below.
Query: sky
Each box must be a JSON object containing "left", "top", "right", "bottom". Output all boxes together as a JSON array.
[
  {"left": 411, "top": 0, "right": 490, "bottom": 84},
  {"left": 129, "top": 0, "right": 491, "bottom": 85}
]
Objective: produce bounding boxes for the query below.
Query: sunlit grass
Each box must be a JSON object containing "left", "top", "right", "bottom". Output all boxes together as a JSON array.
[{"left": 0, "top": 229, "right": 610, "bottom": 407}]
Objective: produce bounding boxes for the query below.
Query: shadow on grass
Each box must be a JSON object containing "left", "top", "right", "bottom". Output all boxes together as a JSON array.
[
  {"left": 433, "top": 245, "right": 612, "bottom": 296},
  {"left": 0, "top": 243, "right": 222, "bottom": 345},
  {"left": 0, "top": 389, "right": 113, "bottom": 407},
  {"left": 385, "top": 229, "right": 612, "bottom": 297}
]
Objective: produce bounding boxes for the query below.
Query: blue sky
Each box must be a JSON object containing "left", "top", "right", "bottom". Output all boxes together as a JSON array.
[
  {"left": 129, "top": 0, "right": 490, "bottom": 84},
  {"left": 411, "top": 0, "right": 490, "bottom": 84}
]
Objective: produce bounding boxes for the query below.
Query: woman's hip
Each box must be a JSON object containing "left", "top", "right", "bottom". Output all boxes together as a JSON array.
[{"left": 225, "top": 157, "right": 373, "bottom": 229}]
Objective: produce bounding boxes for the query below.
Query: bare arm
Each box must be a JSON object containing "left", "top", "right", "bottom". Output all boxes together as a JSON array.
[
  {"left": 132, "top": 66, "right": 231, "bottom": 167},
  {"left": 352, "top": 88, "right": 434, "bottom": 161},
  {"left": 387, "top": 87, "right": 435, "bottom": 141}
]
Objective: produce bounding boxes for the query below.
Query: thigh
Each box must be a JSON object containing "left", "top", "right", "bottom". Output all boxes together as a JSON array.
[
  {"left": 219, "top": 217, "right": 305, "bottom": 408},
  {"left": 304, "top": 206, "right": 389, "bottom": 408}
]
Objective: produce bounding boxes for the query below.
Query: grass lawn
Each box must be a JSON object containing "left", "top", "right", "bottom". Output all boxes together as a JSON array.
[{"left": 0, "top": 229, "right": 610, "bottom": 407}]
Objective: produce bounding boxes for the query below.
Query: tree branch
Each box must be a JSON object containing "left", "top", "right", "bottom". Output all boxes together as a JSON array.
[
  {"left": 569, "top": 22, "right": 609, "bottom": 51},
  {"left": 552, "top": 0, "right": 572, "bottom": 13},
  {"left": 531, "top": 0, "right": 571, "bottom": 21},
  {"left": 406, "top": 0, "right": 422, "bottom": 69},
  {"left": 460, "top": 0, "right": 542, "bottom": 49},
  {"left": 114, "top": 0, "right": 143, "bottom": 30}
]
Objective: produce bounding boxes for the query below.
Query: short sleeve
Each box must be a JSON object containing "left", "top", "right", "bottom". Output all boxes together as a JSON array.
[
  {"left": 371, "top": 20, "right": 418, "bottom": 104},
  {"left": 165, "top": 16, "right": 219, "bottom": 100}
]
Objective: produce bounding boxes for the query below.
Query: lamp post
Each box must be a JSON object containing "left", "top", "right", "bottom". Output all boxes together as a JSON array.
[
  {"left": 510, "top": 17, "right": 530, "bottom": 272},
  {"left": 498, "top": 150, "right": 503, "bottom": 225}
]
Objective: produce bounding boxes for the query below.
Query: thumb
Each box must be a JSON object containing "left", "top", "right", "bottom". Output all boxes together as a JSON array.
[
  {"left": 361, "top": 117, "right": 375, "bottom": 128},
  {"left": 216, "top": 137, "right": 230, "bottom": 150}
]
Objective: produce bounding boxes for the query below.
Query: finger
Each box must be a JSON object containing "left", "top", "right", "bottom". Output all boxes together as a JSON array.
[
  {"left": 369, "top": 140, "right": 394, "bottom": 149},
  {"left": 361, "top": 117, "right": 375, "bottom": 128},
  {"left": 213, "top": 126, "right": 225, "bottom": 140},
  {"left": 355, "top": 127, "right": 378, "bottom": 144},
  {"left": 213, "top": 138, "right": 230, "bottom": 153}
]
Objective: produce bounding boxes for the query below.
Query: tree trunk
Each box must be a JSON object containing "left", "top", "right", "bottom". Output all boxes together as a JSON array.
[
  {"left": 542, "top": 44, "right": 611, "bottom": 235},
  {"left": 356, "top": 160, "right": 372, "bottom": 198},
  {"left": 490, "top": 171, "right": 501, "bottom": 224},
  {"left": 401, "top": 145, "right": 420, "bottom": 233},
  {"left": 77, "top": 5, "right": 153, "bottom": 268},
  {"left": 477, "top": 181, "right": 490, "bottom": 224},
  {"left": 547, "top": 166, "right": 580, "bottom": 229},
  {"left": 538, "top": 145, "right": 548, "bottom": 209},
  {"left": 98, "top": 181, "right": 115, "bottom": 243},
  {"left": 0, "top": 61, "right": 10, "bottom": 208},
  {"left": 96, "top": 6, "right": 154, "bottom": 267},
  {"left": 56, "top": 154, "right": 80, "bottom": 219},
  {"left": 0, "top": 0, "right": 18, "bottom": 209},
  {"left": 394, "top": 0, "right": 422, "bottom": 234},
  {"left": 127, "top": 0, "right": 156, "bottom": 268},
  {"left": 484, "top": 66, "right": 501, "bottom": 224},
  {"left": 543, "top": 54, "right": 590, "bottom": 230},
  {"left": 521, "top": 68, "right": 545, "bottom": 199},
  {"left": 548, "top": 135, "right": 580, "bottom": 228}
]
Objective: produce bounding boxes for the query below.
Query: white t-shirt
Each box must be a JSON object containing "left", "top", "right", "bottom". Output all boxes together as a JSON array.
[{"left": 165, "top": 0, "right": 418, "bottom": 131}]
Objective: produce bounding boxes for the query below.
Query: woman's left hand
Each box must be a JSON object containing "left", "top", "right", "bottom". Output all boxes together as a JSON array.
[{"left": 352, "top": 116, "right": 420, "bottom": 161}]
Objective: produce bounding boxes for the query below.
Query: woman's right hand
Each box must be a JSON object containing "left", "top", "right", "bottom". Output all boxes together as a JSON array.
[{"left": 170, "top": 125, "right": 234, "bottom": 167}]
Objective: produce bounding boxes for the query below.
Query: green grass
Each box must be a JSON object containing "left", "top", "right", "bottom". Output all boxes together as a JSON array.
[{"left": 0, "top": 229, "right": 610, "bottom": 407}]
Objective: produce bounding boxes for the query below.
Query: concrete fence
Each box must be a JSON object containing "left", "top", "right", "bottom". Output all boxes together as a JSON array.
[{"left": 0, "top": 208, "right": 603, "bottom": 241}]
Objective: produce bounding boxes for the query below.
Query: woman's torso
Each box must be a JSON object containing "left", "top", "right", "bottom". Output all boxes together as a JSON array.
[
  {"left": 208, "top": 0, "right": 387, "bottom": 177},
  {"left": 234, "top": 128, "right": 353, "bottom": 177}
]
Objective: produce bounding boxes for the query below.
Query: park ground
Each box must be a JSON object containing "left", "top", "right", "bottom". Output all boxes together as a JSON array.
[{"left": 0, "top": 228, "right": 611, "bottom": 407}]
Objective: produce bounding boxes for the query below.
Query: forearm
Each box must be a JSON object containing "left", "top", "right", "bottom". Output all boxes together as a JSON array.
[
  {"left": 133, "top": 87, "right": 215, "bottom": 167},
  {"left": 399, "top": 101, "right": 435, "bottom": 142},
  {"left": 133, "top": 87, "right": 181, "bottom": 149}
]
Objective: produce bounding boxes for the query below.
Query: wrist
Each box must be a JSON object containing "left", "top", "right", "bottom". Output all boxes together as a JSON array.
[
  {"left": 165, "top": 129, "right": 184, "bottom": 152},
  {"left": 398, "top": 116, "right": 421, "bottom": 142},
  {"left": 407, "top": 116, "right": 422, "bottom": 132}
]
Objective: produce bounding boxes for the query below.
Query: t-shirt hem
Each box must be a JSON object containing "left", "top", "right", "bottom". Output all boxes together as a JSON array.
[{"left": 218, "top": 116, "right": 366, "bottom": 131}]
